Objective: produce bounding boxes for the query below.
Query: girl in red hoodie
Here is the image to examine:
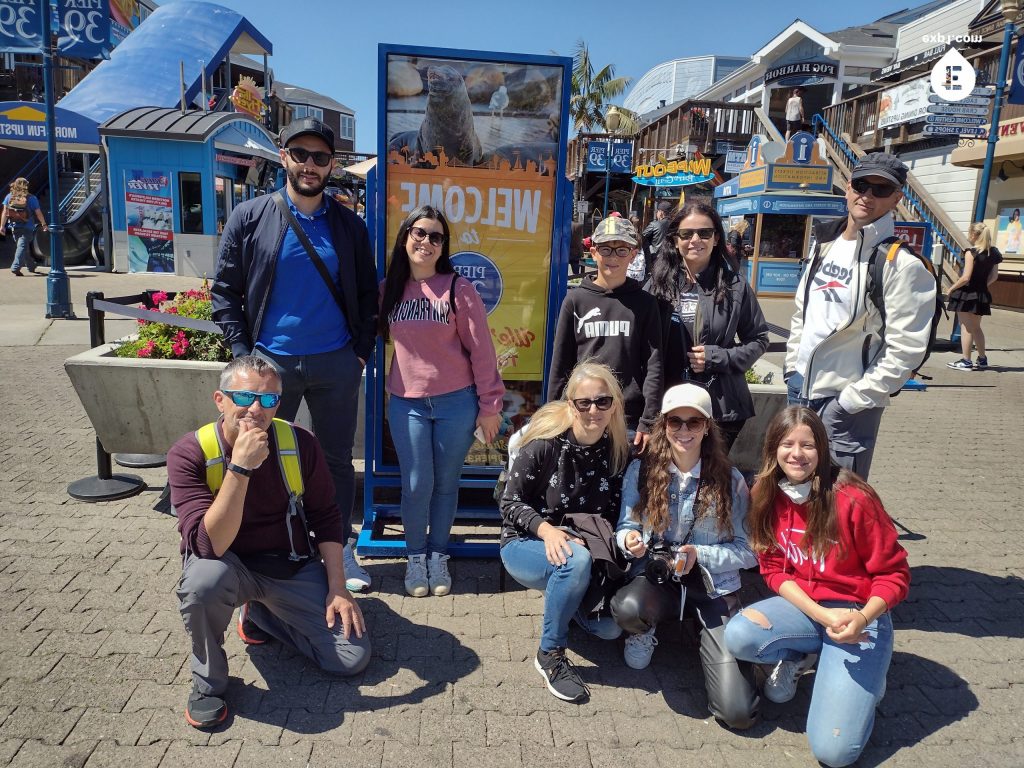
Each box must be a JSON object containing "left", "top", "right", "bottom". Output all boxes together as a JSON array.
[{"left": 724, "top": 406, "right": 909, "bottom": 768}]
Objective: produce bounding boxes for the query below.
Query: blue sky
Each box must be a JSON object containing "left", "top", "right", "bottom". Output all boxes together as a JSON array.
[{"left": 174, "top": 0, "right": 926, "bottom": 153}]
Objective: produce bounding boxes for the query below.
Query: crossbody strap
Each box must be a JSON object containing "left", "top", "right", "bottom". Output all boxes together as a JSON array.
[{"left": 272, "top": 191, "right": 346, "bottom": 315}]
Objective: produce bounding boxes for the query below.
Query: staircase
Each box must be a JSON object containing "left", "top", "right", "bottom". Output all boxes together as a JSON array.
[
  {"left": 812, "top": 114, "right": 967, "bottom": 286},
  {"left": 59, "top": 158, "right": 102, "bottom": 224}
]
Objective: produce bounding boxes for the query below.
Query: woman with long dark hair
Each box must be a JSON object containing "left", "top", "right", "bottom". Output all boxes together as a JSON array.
[
  {"left": 380, "top": 206, "right": 504, "bottom": 598},
  {"left": 946, "top": 222, "right": 1002, "bottom": 370},
  {"left": 610, "top": 383, "right": 758, "bottom": 729},
  {"left": 724, "top": 406, "right": 909, "bottom": 767},
  {"left": 500, "top": 361, "right": 631, "bottom": 703},
  {"left": 646, "top": 199, "right": 768, "bottom": 449}
]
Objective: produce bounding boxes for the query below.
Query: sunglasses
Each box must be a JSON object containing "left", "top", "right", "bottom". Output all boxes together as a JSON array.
[
  {"left": 571, "top": 395, "right": 614, "bottom": 412},
  {"left": 665, "top": 415, "right": 707, "bottom": 432},
  {"left": 595, "top": 245, "right": 635, "bottom": 258},
  {"left": 221, "top": 389, "right": 282, "bottom": 408},
  {"left": 851, "top": 179, "right": 898, "bottom": 198},
  {"left": 676, "top": 228, "right": 716, "bottom": 241},
  {"left": 408, "top": 225, "right": 446, "bottom": 247},
  {"left": 285, "top": 147, "right": 333, "bottom": 167}
]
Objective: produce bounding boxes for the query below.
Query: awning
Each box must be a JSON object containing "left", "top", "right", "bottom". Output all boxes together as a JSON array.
[
  {"left": 342, "top": 157, "right": 376, "bottom": 178},
  {"left": 213, "top": 125, "right": 280, "bottom": 164},
  {"left": 951, "top": 120, "right": 1024, "bottom": 168}
]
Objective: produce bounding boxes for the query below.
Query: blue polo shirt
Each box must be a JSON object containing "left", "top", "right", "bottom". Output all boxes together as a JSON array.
[{"left": 256, "top": 192, "right": 351, "bottom": 355}]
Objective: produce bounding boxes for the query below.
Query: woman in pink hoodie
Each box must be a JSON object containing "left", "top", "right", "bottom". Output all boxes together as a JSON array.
[{"left": 724, "top": 406, "right": 909, "bottom": 767}]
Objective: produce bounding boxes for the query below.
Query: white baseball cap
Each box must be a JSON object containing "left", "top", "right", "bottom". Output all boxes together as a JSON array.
[{"left": 661, "top": 383, "right": 712, "bottom": 419}]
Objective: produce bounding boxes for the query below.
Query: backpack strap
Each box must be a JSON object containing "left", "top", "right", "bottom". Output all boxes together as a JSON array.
[
  {"left": 196, "top": 422, "right": 226, "bottom": 495},
  {"left": 449, "top": 272, "right": 460, "bottom": 318},
  {"left": 271, "top": 418, "right": 304, "bottom": 497}
]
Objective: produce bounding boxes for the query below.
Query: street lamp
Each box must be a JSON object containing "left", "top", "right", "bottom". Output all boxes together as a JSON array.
[
  {"left": 602, "top": 105, "right": 622, "bottom": 218},
  {"left": 974, "top": 0, "right": 1020, "bottom": 223}
]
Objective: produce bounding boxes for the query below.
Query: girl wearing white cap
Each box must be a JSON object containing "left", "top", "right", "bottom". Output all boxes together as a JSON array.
[{"left": 610, "top": 382, "right": 759, "bottom": 729}]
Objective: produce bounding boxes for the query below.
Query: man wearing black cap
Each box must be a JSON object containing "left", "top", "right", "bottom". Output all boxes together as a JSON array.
[
  {"left": 785, "top": 152, "right": 937, "bottom": 479},
  {"left": 212, "top": 116, "right": 376, "bottom": 591}
]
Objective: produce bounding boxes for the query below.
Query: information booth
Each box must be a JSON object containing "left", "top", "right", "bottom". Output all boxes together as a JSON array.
[
  {"left": 358, "top": 44, "right": 573, "bottom": 557},
  {"left": 715, "top": 133, "right": 847, "bottom": 297}
]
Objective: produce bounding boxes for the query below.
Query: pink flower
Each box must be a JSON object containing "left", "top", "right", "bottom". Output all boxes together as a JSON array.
[
  {"left": 138, "top": 340, "right": 156, "bottom": 358},
  {"left": 151, "top": 291, "right": 169, "bottom": 305}
]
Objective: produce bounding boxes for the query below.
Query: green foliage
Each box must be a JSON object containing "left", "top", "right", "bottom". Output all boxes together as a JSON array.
[
  {"left": 113, "top": 281, "right": 230, "bottom": 363},
  {"left": 570, "top": 40, "right": 639, "bottom": 135},
  {"left": 744, "top": 368, "right": 764, "bottom": 384}
]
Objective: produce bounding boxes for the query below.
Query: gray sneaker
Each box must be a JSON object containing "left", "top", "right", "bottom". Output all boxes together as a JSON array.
[
  {"left": 427, "top": 552, "right": 452, "bottom": 596},
  {"left": 404, "top": 553, "right": 429, "bottom": 597},
  {"left": 343, "top": 543, "right": 371, "bottom": 592},
  {"left": 763, "top": 653, "right": 818, "bottom": 703}
]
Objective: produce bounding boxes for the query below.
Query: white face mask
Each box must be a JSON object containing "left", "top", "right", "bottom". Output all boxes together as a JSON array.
[{"left": 779, "top": 479, "right": 813, "bottom": 504}]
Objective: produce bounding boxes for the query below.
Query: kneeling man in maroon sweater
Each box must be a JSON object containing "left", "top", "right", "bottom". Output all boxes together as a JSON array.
[{"left": 168, "top": 355, "right": 370, "bottom": 729}]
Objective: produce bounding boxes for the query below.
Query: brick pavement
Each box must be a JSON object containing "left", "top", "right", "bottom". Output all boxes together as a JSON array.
[{"left": 1, "top": 264, "right": 1023, "bottom": 766}]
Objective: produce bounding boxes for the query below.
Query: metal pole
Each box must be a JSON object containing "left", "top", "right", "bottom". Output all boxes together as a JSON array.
[
  {"left": 974, "top": 21, "right": 1017, "bottom": 223},
  {"left": 41, "top": 0, "right": 73, "bottom": 318},
  {"left": 602, "top": 138, "right": 611, "bottom": 217}
]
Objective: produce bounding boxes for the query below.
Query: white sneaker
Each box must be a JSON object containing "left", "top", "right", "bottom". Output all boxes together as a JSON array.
[
  {"left": 623, "top": 627, "right": 658, "bottom": 670},
  {"left": 405, "top": 554, "right": 429, "bottom": 597},
  {"left": 763, "top": 653, "right": 818, "bottom": 703},
  {"left": 343, "top": 543, "right": 371, "bottom": 592},
  {"left": 427, "top": 552, "right": 452, "bottom": 596}
]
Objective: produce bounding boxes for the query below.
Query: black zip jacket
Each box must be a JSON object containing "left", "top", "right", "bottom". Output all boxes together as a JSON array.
[
  {"left": 652, "top": 264, "right": 769, "bottom": 423},
  {"left": 211, "top": 192, "right": 378, "bottom": 360},
  {"left": 547, "top": 277, "right": 663, "bottom": 433}
]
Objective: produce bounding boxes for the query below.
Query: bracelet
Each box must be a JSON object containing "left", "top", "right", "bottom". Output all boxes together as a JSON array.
[{"left": 856, "top": 610, "right": 870, "bottom": 625}]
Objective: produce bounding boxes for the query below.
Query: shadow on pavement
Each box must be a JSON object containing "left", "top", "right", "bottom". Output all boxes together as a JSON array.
[
  {"left": 227, "top": 595, "right": 480, "bottom": 733},
  {"left": 895, "top": 565, "right": 1024, "bottom": 639}
]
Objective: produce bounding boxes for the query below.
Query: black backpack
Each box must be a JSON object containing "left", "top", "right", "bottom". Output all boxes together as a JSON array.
[{"left": 865, "top": 236, "right": 946, "bottom": 390}]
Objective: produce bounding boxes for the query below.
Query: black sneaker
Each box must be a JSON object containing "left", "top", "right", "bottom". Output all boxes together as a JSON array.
[
  {"left": 185, "top": 684, "right": 227, "bottom": 729},
  {"left": 534, "top": 647, "right": 590, "bottom": 702},
  {"left": 237, "top": 603, "right": 272, "bottom": 645},
  {"left": 974, "top": 356, "right": 989, "bottom": 370}
]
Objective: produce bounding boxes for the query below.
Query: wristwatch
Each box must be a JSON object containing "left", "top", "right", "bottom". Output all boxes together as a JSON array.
[{"left": 226, "top": 462, "right": 252, "bottom": 477}]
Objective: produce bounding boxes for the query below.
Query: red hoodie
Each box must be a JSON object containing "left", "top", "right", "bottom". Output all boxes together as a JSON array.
[{"left": 758, "top": 484, "right": 910, "bottom": 610}]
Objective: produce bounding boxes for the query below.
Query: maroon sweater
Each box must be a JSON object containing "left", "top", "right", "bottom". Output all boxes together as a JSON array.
[{"left": 168, "top": 420, "right": 343, "bottom": 559}]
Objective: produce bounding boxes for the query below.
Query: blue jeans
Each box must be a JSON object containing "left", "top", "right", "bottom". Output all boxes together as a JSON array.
[
  {"left": 254, "top": 344, "right": 363, "bottom": 542},
  {"left": 786, "top": 371, "right": 884, "bottom": 480},
  {"left": 500, "top": 537, "right": 594, "bottom": 652},
  {"left": 388, "top": 386, "right": 478, "bottom": 556},
  {"left": 10, "top": 226, "right": 37, "bottom": 272},
  {"left": 724, "top": 595, "right": 893, "bottom": 767}
]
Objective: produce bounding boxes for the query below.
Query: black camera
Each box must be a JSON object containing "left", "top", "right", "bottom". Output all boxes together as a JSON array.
[{"left": 645, "top": 542, "right": 682, "bottom": 585}]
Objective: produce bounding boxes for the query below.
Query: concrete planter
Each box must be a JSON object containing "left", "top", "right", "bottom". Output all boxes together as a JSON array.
[
  {"left": 65, "top": 343, "right": 226, "bottom": 455},
  {"left": 729, "top": 360, "right": 788, "bottom": 474},
  {"left": 64, "top": 344, "right": 366, "bottom": 458}
]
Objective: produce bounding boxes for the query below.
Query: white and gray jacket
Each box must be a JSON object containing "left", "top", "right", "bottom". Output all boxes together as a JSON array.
[{"left": 785, "top": 215, "right": 937, "bottom": 413}]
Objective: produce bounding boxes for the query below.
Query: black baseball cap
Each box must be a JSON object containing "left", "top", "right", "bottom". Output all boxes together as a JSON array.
[
  {"left": 279, "top": 117, "right": 335, "bottom": 149},
  {"left": 851, "top": 152, "right": 907, "bottom": 187}
]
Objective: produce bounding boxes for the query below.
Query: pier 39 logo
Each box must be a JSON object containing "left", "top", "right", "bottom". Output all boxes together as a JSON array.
[{"left": 450, "top": 251, "right": 502, "bottom": 315}]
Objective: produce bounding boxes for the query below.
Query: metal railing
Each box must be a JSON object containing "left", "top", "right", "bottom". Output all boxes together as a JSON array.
[{"left": 59, "top": 157, "right": 102, "bottom": 223}]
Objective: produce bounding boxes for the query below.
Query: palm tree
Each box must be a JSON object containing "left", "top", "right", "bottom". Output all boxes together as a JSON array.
[{"left": 570, "top": 40, "right": 638, "bottom": 135}]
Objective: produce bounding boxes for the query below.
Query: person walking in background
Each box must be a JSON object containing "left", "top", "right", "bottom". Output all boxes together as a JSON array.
[
  {"left": 726, "top": 217, "right": 750, "bottom": 275},
  {"left": 785, "top": 87, "right": 805, "bottom": 140},
  {"left": 611, "top": 383, "right": 759, "bottom": 730},
  {"left": 379, "top": 206, "right": 504, "bottom": 597},
  {"left": 785, "top": 152, "right": 936, "bottom": 480},
  {"left": 642, "top": 201, "right": 672, "bottom": 267},
  {"left": 211, "top": 116, "right": 376, "bottom": 593},
  {"left": 725, "top": 406, "right": 909, "bottom": 767},
  {"left": 569, "top": 219, "right": 585, "bottom": 277},
  {"left": 646, "top": 199, "right": 768, "bottom": 450},
  {"left": 1, "top": 177, "right": 49, "bottom": 276},
  {"left": 548, "top": 216, "right": 663, "bottom": 451},
  {"left": 946, "top": 222, "right": 1002, "bottom": 370},
  {"left": 626, "top": 214, "right": 647, "bottom": 282},
  {"left": 500, "top": 362, "right": 630, "bottom": 702}
]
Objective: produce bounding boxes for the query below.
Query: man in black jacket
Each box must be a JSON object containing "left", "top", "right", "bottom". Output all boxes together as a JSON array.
[
  {"left": 641, "top": 201, "right": 672, "bottom": 273},
  {"left": 211, "top": 117, "right": 377, "bottom": 591}
]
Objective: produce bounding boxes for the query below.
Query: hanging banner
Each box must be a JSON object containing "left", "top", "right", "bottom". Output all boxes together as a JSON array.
[
  {"left": 125, "top": 169, "right": 174, "bottom": 273},
  {"left": 1009, "top": 34, "right": 1024, "bottom": 105},
  {"left": 878, "top": 76, "right": 930, "bottom": 129},
  {"left": 586, "top": 140, "right": 633, "bottom": 173},
  {"left": 632, "top": 155, "right": 714, "bottom": 187},
  {"left": 57, "top": 0, "right": 112, "bottom": 59},
  {"left": 0, "top": 0, "right": 44, "bottom": 53}
]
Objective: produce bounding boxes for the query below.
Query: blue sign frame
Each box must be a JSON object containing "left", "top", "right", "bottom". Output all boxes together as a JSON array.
[
  {"left": 362, "top": 43, "right": 573, "bottom": 558},
  {"left": 586, "top": 139, "right": 633, "bottom": 173}
]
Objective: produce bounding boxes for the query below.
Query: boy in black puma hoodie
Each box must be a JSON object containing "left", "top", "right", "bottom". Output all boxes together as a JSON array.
[{"left": 548, "top": 216, "right": 663, "bottom": 449}]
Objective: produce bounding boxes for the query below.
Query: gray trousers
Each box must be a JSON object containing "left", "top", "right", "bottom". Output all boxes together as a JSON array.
[
  {"left": 254, "top": 344, "right": 363, "bottom": 542},
  {"left": 787, "top": 372, "right": 884, "bottom": 481},
  {"left": 177, "top": 551, "right": 371, "bottom": 695}
]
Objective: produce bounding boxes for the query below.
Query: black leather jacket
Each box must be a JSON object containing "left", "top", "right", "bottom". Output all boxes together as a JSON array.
[{"left": 211, "top": 192, "right": 378, "bottom": 360}]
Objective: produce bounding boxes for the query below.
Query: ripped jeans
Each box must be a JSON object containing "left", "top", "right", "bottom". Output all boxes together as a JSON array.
[{"left": 724, "top": 595, "right": 893, "bottom": 768}]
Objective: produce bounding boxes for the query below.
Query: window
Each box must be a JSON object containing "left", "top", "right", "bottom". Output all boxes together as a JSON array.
[
  {"left": 215, "top": 176, "right": 232, "bottom": 233},
  {"left": 340, "top": 114, "right": 354, "bottom": 141},
  {"left": 292, "top": 104, "right": 323, "bottom": 121},
  {"left": 179, "top": 172, "right": 203, "bottom": 234}
]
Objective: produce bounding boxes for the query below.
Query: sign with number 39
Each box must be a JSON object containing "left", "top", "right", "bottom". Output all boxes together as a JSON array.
[{"left": 0, "top": 0, "right": 110, "bottom": 60}]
